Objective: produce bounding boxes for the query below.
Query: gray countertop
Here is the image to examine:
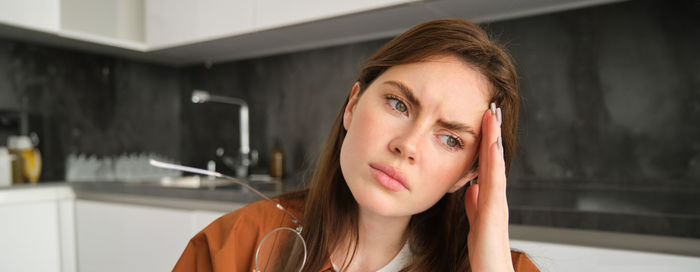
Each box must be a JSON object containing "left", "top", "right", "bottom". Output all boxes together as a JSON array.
[
  {"left": 3, "top": 180, "right": 298, "bottom": 212},
  {"left": 71, "top": 181, "right": 283, "bottom": 204},
  {"left": 507, "top": 186, "right": 700, "bottom": 239},
  {"left": 68, "top": 179, "right": 300, "bottom": 212}
]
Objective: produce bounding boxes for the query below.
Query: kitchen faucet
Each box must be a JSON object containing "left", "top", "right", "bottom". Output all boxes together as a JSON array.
[{"left": 191, "top": 90, "right": 257, "bottom": 178}]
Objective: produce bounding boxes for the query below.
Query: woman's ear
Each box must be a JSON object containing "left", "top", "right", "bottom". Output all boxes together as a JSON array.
[
  {"left": 343, "top": 82, "right": 362, "bottom": 130},
  {"left": 449, "top": 170, "right": 478, "bottom": 193}
]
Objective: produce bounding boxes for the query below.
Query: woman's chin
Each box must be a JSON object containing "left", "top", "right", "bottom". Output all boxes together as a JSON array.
[{"left": 350, "top": 188, "right": 414, "bottom": 217}]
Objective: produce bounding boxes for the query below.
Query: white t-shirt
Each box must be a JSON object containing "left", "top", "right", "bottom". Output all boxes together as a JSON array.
[{"left": 332, "top": 242, "right": 412, "bottom": 272}]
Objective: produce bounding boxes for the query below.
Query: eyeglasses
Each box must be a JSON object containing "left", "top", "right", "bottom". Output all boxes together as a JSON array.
[{"left": 149, "top": 160, "right": 307, "bottom": 271}]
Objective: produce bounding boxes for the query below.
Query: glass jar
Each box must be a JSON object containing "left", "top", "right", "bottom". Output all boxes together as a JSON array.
[{"left": 7, "top": 136, "right": 42, "bottom": 184}]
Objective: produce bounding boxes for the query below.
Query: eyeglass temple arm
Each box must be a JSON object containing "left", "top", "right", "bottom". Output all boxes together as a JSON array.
[{"left": 149, "top": 159, "right": 303, "bottom": 226}]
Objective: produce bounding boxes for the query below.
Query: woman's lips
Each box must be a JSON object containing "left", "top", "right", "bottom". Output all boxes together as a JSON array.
[{"left": 369, "top": 163, "right": 409, "bottom": 191}]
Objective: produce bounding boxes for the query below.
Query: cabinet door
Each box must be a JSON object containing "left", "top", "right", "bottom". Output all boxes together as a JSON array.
[
  {"left": 0, "top": 201, "right": 62, "bottom": 272},
  {"left": 146, "top": 0, "right": 255, "bottom": 49},
  {"left": 0, "top": 0, "right": 59, "bottom": 32},
  {"left": 510, "top": 239, "right": 700, "bottom": 271},
  {"left": 60, "top": 0, "right": 144, "bottom": 43},
  {"left": 254, "top": 0, "right": 419, "bottom": 31},
  {"left": 75, "top": 200, "right": 195, "bottom": 272}
]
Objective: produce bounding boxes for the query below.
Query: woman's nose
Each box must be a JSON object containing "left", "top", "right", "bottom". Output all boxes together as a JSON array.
[{"left": 388, "top": 127, "right": 421, "bottom": 162}]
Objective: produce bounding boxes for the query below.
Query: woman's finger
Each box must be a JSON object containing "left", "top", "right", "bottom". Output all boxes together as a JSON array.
[
  {"left": 479, "top": 140, "right": 507, "bottom": 209},
  {"left": 476, "top": 107, "right": 508, "bottom": 222},
  {"left": 477, "top": 104, "right": 500, "bottom": 191},
  {"left": 478, "top": 106, "right": 495, "bottom": 173},
  {"left": 465, "top": 105, "right": 499, "bottom": 225}
]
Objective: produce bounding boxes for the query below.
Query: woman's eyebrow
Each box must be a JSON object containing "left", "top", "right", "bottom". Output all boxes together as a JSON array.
[
  {"left": 383, "top": 80, "right": 477, "bottom": 138},
  {"left": 383, "top": 80, "right": 421, "bottom": 110},
  {"left": 437, "top": 119, "right": 477, "bottom": 138}
]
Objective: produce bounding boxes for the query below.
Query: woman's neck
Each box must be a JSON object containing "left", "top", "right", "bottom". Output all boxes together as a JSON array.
[{"left": 331, "top": 208, "right": 411, "bottom": 272}]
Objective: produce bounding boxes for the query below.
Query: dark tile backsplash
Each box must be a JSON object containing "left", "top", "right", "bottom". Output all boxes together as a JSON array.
[
  {"left": 493, "top": 0, "right": 700, "bottom": 190},
  {"left": 0, "top": 41, "right": 181, "bottom": 180},
  {"left": 0, "top": 0, "right": 698, "bottom": 235},
  {"left": 181, "top": 40, "right": 386, "bottom": 181},
  {"left": 180, "top": 0, "right": 700, "bottom": 191}
]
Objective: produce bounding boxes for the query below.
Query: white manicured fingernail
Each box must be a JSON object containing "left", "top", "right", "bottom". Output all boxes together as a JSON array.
[
  {"left": 496, "top": 107, "right": 502, "bottom": 126},
  {"left": 497, "top": 136, "right": 503, "bottom": 151},
  {"left": 490, "top": 102, "right": 496, "bottom": 115}
]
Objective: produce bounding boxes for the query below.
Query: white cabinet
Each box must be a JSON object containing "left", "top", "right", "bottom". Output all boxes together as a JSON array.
[
  {"left": 0, "top": 185, "right": 238, "bottom": 272},
  {"left": 59, "top": 0, "right": 146, "bottom": 50},
  {"left": 0, "top": 0, "right": 59, "bottom": 32},
  {"left": 0, "top": 187, "right": 76, "bottom": 272},
  {"left": 146, "top": 0, "right": 255, "bottom": 49},
  {"left": 75, "top": 199, "right": 228, "bottom": 272},
  {"left": 254, "top": 0, "right": 417, "bottom": 31},
  {"left": 0, "top": 0, "right": 146, "bottom": 50},
  {"left": 0, "top": 201, "right": 62, "bottom": 271},
  {"left": 0, "top": 0, "right": 626, "bottom": 65},
  {"left": 60, "top": 0, "right": 144, "bottom": 42},
  {"left": 511, "top": 240, "right": 700, "bottom": 272},
  {"left": 145, "top": 0, "right": 416, "bottom": 49}
]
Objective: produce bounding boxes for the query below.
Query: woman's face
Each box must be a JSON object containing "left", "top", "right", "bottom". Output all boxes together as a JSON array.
[{"left": 340, "top": 55, "right": 490, "bottom": 217}]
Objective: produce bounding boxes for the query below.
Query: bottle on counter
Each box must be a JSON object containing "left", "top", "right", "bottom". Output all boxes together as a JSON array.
[
  {"left": 8, "top": 135, "right": 42, "bottom": 184},
  {"left": 0, "top": 147, "right": 12, "bottom": 186},
  {"left": 269, "top": 140, "right": 284, "bottom": 179}
]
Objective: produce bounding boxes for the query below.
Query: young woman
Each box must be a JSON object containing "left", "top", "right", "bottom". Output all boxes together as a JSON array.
[{"left": 174, "top": 19, "right": 538, "bottom": 272}]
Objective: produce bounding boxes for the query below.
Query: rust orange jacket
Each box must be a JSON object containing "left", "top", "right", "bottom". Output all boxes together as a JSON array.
[{"left": 173, "top": 200, "right": 539, "bottom": 272}]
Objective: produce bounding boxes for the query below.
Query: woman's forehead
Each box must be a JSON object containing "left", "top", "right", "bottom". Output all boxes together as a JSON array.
[{"left": 373, "top": 56, "right": 491, "bottom": 117}]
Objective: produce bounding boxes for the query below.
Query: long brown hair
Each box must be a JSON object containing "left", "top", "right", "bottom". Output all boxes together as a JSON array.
[{"left": 281, "top": 18, "right": 519, "bottom": 271}]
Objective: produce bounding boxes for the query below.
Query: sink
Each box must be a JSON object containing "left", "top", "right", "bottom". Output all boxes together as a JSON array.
[
  {"left": 158, "top": 175, "right": 231, "bottom": 189},
  {"left": 131, "top": 175, "right": 283, "bottom": 193}
]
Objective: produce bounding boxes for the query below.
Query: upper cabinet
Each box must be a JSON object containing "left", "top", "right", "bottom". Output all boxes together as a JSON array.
[
  {"left": 254, "top": 0, "right": 419, "bottom": 31},
  {"left": 0, "top": 0, "right": 59, "bottom": 33},
  {"left": 143, "top": 0, "right": 419, "bottom": 63},
  {"left": 0, "top": 0, "right": 626, "bottom": 66},
  {"left": 144, "top": 0, "right": 418, "bottom": 50},
  {"left": 145, "top": 0, "right": 255, "bottom": 49},
  {"left": 60, "top": 0, "right": 146, "bottom": 50},
  {"left": 0, "top": 0, "right": 146, "bottom": 51}
]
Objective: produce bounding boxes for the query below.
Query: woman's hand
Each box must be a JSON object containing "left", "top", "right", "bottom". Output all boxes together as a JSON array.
[{"left": 464, "top": 103, "right": 514, "bottom": 272}]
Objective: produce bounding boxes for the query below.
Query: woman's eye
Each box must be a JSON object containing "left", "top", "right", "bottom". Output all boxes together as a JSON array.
[
  {"left": 438, "top": 135, "right": 463, "bottom": 150},
  {"left": 388, "top": 97, "right": 408, "bottom": 114}
]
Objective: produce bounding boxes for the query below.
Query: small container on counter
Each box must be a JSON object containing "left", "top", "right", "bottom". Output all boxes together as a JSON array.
[
  {"left": 7, "top": 135, "right": 42, "bottom": 184},
  {"left": 269, "top": 141, "right": 284, "bottom": 179},
  {"left": 0, "top": 147, "right": 12, "bottom": 186}
]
